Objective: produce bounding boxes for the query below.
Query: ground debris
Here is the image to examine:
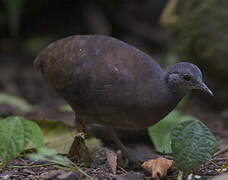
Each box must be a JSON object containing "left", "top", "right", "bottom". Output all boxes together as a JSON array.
[{"left": 105, "top": 148, "right": 117, "bottom": 174}]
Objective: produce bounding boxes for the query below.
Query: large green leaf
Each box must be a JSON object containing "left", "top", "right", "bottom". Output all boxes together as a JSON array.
[
  {"left": 0, "top": 116, "right": 44, "bottom": 167},
  {"left": 148, "top": 110, "right": 197, "bottom": 153},
  {"left": 171, "top": 120, "right": 218, "bottom": 172}
]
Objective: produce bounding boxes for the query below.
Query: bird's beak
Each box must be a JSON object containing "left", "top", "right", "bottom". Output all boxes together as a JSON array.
[{"left": 195, "top": 81, "right": 214, "bottom": 96}]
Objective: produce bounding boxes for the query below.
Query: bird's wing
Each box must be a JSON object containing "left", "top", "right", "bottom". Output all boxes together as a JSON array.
[{"left": 34, "top": 35, "right": 163, "bottom": 107}]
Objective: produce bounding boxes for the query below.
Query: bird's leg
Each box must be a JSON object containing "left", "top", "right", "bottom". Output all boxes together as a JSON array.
[
  {"left": 68, "top": 115, "right": 90, "bottom": 164},
  {"left": 107, "top": 127, "right": 142, "bottom": 167}
]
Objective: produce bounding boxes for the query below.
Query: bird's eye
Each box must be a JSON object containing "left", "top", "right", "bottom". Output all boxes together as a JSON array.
[{"left": 183, "top": 74, "right": 191, "bottom": 81}]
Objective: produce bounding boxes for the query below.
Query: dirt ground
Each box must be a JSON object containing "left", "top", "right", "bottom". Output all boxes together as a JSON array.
[{"left": 0, "top": 56, "right": 227, "bottom": 179}]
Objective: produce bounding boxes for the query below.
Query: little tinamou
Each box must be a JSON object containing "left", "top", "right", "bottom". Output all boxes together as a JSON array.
[{"left": 34, "top": 35, "right": 213, "bottom": 162}]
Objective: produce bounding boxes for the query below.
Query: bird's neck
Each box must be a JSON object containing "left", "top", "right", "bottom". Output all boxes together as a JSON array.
[
  {"left": 136, "top": 74, "right": 183, "bottom": 108},
  {"left": 160, "top": 74, "right": 186, "bottom": 106},
  {"left": 163, "top": 72, "right": 187, "bottom": 98}
]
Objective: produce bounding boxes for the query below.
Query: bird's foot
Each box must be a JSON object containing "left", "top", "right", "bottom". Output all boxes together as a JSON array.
[{"left": 106, "top": 127, "right": 143, "bottom": 168}]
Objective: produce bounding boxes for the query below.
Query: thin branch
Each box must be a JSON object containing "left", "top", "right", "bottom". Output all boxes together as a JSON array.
[
  {"left": 214, "top": 144, "right": 228, "bottom": 157},
  {"left": 8, "top": 163, "right": 54, "bottom": 169}
]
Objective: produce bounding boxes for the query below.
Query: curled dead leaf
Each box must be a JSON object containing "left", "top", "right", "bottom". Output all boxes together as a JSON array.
[{"left": 142, "top": 157, "right": 174, "bottom": 179}]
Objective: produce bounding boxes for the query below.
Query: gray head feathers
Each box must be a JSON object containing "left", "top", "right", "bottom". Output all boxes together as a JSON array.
[{"left": 165, "top": 62, "right": 212, "bottom": 96}]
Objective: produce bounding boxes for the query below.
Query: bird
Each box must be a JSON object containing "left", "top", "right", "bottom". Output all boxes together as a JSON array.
[{"left": 34, "top": 35, "right": 213, "bottom": 163}]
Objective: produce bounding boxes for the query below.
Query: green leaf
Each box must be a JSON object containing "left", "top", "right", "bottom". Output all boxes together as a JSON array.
[
  {"left": 36, "top": 120, "right": 76, "bottom": 154},
  {"left": 148, "top": 110, "right": 197, "bottom": 153},
  {"left": 148, "top": 110, "right": 181, "bottom": 153},
  {"left": 0, "top": 92, "right": 33, "bottom": 113},
  {"left": 28, "top": 147, "right": 58, "bottom": 162},
  {"left": 0, "top": 116, "right": 44, "bottom": 166},
  {"left": 171, "top": 120, "right": 218, "bottom": 172},
  {"left": 36, "top": 120, "right": 101, "bottom": 154},
  {"left": 37, "top": 147, "right": 57, "bottom": 156},
  {"left": 59, "top": 104, "right": 73, "bottom": 112},
  {"left": 23, "top": 119, "right": 44, "bottom": 148}
]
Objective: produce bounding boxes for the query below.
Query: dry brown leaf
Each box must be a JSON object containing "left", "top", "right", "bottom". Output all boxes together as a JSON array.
[
  {"left": 105, "top": 148, "right": 117, "bottom": 174},
  {"left": 142, "top": 157, "right": 174, "bottom": 179}
]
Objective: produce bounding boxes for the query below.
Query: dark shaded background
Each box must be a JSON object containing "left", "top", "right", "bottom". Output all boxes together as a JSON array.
[
  {"left": 0, "top": 0, "right": 228, "bottom": 111},
  {"left": 0, "top": 2, "right": 228, "bottom": 179}
]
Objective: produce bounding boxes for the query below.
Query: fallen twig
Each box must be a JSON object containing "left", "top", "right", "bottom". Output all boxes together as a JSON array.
[
  {"left": 8, "top": 163, "right": 54, "bottom": 169},
  {"left": 214, "top": 144, "right": 228, "bottom": 157}
]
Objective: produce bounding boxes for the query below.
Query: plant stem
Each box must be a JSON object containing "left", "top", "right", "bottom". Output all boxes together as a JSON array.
[
  {"left": 8, "top": 163, "right": 54, "bottom": 169},
  {"left": 214, "top": 144, "right": 228, "bottom": 157}
]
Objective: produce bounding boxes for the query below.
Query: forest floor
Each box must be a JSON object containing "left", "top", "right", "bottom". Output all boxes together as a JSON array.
[{"left": 0, "top": 56, "right": 227, "bottom": 179}]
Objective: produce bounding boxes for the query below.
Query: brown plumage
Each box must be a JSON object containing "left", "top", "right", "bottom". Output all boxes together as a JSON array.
[{"left": 34, "top": 35, "right": 212, "bottom": 162}]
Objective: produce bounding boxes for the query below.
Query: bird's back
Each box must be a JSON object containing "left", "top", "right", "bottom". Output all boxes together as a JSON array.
[
  {"left": 34, "top": 35, "right": 171, "bottom": 128},
  {"left": 35, "top": 35, "right": 163, "bottom": 102}
]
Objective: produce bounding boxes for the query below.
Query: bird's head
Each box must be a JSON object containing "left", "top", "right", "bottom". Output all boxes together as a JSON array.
[{"left": 166, "top": 62, "right": 213, "bottom": 96}]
